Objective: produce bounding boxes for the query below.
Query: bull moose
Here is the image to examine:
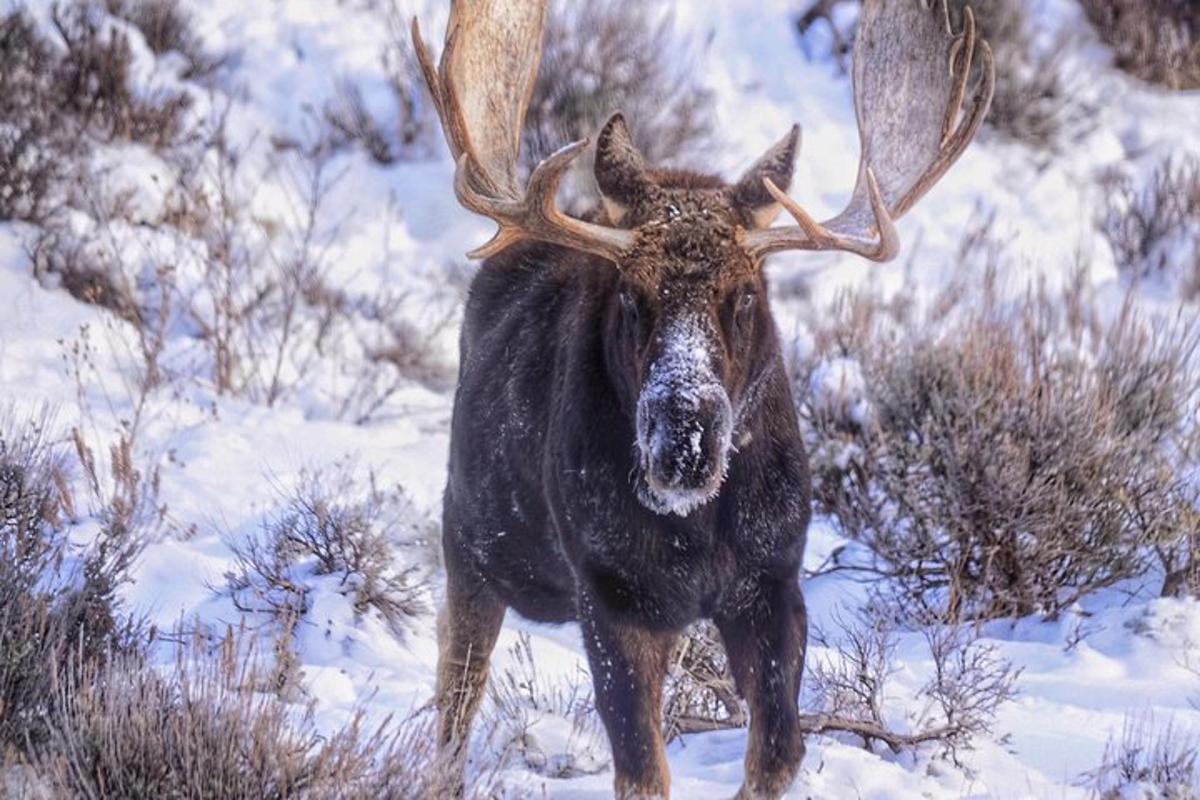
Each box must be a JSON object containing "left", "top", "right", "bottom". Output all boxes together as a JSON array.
[{"left": 412, "top": 0, "right": 994, "bottom": 797}]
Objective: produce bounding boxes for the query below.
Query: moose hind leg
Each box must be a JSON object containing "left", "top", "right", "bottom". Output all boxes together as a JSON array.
[
  {"left": 716, "top": 576, "right": 808, "bottom": 800},
  {"left": 432, "top": 559, "right": 506, "bottom": 797},
  {"left": 580, "top": 594, "right": 678, "bottom": 800}
]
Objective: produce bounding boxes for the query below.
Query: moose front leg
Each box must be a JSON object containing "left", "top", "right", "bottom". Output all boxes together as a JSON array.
[
  {"left": 580, "top": 593, "right": 679, "bottom": 800},
  {"left": 716, "top": 575, "right": 808, "bottom": 800}
]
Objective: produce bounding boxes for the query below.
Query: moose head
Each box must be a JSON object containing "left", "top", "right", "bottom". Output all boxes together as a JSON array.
[{"left": 414, "top": 0, "right": 994, "bottom": 516}]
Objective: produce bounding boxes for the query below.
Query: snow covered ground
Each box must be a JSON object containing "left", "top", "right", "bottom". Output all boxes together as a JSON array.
[{"left": 3, "top": 0, "right": 1200, "bottom": 797}]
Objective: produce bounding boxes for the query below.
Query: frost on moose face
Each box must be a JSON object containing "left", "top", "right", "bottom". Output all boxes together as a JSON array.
[{"left": 635, "top": 313, "right": 733, "bottom": 516}]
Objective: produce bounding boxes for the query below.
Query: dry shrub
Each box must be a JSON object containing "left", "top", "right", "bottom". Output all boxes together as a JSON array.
[
  {"left": 105, "top": 0, "right": 224, "bottom": 81},
  {"left": 1080, "top": 0, "right": 1200, "bottom": 90},
  {"left": 523, "top": 0, "right": 716, "bottom": 204},
  {"left": 165, "top": 110, "right": 456, "bottom": 413},
  {"left": 0, "top": 1, "right": 196, "bottom": 223},
  {"left": 325, "top": 79, "right": 403, "bottom": 166},
  {"left": 0, "top": 12, "right": 75, "bottom": 224},
  {"left": 220, "top": 465, "right": 431, "bottom": 692},
  {"left": 176, "top": 112, "right": 342, "bottom": 403},
  {"left": 30, "top": 225, "right": 143, "bottom": 324},
  {"left": 0, "top": 412, "right": 143, "bottom": 759},
  {"left": 965, "top": 0, "right": 1093, "bottom": 153},
  {"left": 0, "top": 419, "right": 443, "bottom": 798},
  {"left": 1083, "top": 714, "right": 1200, "bottom": 799},
  {"left": 804, "top": 605, "right": 1019, "bottom": 764},
  {"left": 327, "top": 2, "right": 439, "bottom": 165},
  {"left": 795, "top": 0, "right": 857, "bottom": 71},
  {"left": 33, "top": 634, "right": 439, "bottom": 800},
  {"left": 50, "top": 2, "right": 193, "bottom": 150},
  {"left": 338, "top": 306, "right": 459, "bottom": 424},
  {"left": 1101, "top": 156, "right": 1200, "bottom": 300},
  {"left": 800, "top": 275, "right": 1200, "bottom": 621},
  {"left": 662, "top": 622, "right": 746, "bottom": 744}
]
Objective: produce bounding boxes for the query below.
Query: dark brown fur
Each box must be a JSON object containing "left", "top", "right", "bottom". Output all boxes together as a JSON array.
[{"left": 437, "top": 116, "right": 812, "bottom": 799}]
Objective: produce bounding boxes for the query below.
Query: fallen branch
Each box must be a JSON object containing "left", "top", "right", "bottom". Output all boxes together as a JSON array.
[
  {"left": 798, "top": 713, "right": 961, "bottom": 754},
  {"left": 667, "top": 708, "right": 748, "bottom": 738}
]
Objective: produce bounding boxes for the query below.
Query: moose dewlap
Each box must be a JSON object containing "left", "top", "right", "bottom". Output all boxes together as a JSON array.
[{"left": 412, "top": 0, "right": 994, "bottom": 797}]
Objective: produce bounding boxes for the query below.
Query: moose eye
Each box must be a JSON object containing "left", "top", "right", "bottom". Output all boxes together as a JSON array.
[{"left": 738, "top": 290, "right": 756, "bottom": 312}]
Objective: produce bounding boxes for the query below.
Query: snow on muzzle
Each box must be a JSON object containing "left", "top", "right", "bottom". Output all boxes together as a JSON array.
[{"left": 635, "top": 315, "right": 733, "bottom": 516}]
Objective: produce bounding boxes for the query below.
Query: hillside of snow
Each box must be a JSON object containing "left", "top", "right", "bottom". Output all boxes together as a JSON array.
[{"left": 2, "top": 0, "right": 1199, "bottom": 797}]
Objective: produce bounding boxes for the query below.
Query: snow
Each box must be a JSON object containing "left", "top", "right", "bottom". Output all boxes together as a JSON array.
[{"left": 3, "top": 0, "right": 1200, "bottom": 797}]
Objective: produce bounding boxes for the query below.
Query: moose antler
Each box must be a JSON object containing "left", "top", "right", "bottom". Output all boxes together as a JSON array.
[
  {"left": 412, "top": 1, "right": 635, "bottom": 262},
  {"left": 742, "top": 0, "right": 995, "bottom": 262}
]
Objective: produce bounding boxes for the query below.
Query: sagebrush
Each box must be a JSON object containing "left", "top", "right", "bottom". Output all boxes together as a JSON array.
[
  {"left": 1080, "top": 0, "right": 1200, "bottom": 90},
  {"left": 0, "top": 412, "right": 143, "bottom": 760},
  {"left": 523, "top": 0, "right": 716, "bottom": 205},
  {"left": 799, "top": 276, "right": 1200, "bottom": 621},
  {"left": 1101, "top": 155, "right": 1200, "bottom": 301},
  {"left": 33, "top": 636, "right": 439, "bottom": 800}
]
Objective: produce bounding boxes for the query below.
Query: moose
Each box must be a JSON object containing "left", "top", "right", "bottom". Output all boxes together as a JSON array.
[{"left": 413, "top": 0, "right": 993, "bottom": 797}]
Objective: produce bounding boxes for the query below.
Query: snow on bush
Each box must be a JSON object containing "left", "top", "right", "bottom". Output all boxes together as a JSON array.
[{"left": 220, "top": 464, "right": 433, "bottom": 692}]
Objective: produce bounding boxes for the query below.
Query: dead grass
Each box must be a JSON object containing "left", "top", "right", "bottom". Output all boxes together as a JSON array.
[
  {"left": 1082, "top": 714, "right": 1199, "bottom": 799},
  {"left": 32, "top": 633, "right": 441, "bottom": 800}
]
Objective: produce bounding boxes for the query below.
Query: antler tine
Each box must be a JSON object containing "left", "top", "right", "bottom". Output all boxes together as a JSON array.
[
  {"left": 759, "top": 167, "right": 899, "bottom": 261},
  {"left": 456, "top": 140, "right": 636, "bottom": 260},
  {"left": 743, "top": 0, "right": 995, "bottom": 263},
  {"left": 413, "top": 4, "right": 636, "bottom": 263}
]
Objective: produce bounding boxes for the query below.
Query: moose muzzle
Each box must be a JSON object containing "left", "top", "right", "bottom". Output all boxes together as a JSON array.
[{"left": 635, "top": 316, "right": 733, "bottom": 516}]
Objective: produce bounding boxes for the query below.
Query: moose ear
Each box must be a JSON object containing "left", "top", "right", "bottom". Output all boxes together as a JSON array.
[
  {"left": 733, "top": 125, "right": 801, "bottom": 229},
  {"left": 594, "top": 113, "right": 651, "bottom": 225}
]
